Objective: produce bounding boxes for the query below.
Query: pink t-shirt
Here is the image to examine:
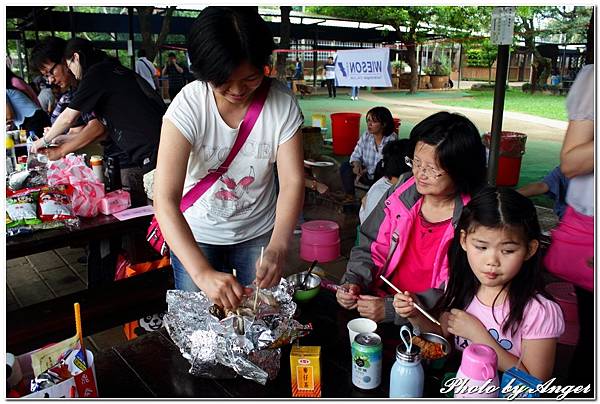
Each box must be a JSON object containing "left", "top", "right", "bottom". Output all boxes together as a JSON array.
[
  {"left": 454, "top": 294, "right": 565, "bottom": 358},
  {"left": 386, "top": 213, "right": 451, "bottom": 294}
]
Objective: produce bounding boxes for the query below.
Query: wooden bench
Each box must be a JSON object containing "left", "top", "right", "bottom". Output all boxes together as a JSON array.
[{"left": 7, "top": 267, "right": 173, "bottom": 355}]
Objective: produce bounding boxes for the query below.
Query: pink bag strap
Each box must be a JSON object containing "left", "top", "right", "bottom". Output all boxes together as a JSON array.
[{"left": 179, "top": 78, "right": 271, "bottom": 212}]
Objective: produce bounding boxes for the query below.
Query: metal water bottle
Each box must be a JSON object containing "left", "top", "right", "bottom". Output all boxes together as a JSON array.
[
  {"left": 389, "top": 344, "right": 424, "bottom": 398},
  {"left": 105, "top": 156, "right": 122, "bottom": 192}
]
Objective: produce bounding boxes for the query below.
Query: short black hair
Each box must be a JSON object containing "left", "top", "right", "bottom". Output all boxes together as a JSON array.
[
  {"left": 137, "top": 48, "right": 147, "bottom": 58},
  {"left": 168, "top": 52, "right": 176, "bottom": 58},
  {"left": 31, "top": 36, "right": 67, "bottom": 70},
  {"left": 187, "top": 6, "right": 274, "bottom": 86},
  {"left": 381, "top": 139, "right": 412, "bottom": 179},
  {"left": 367, "top": 106, "right": 395, "bottom": 137},
  {"left": 64, "top": 37, "right": 114, "bottom": 75},
  {"left": 409, "top": 111, "right": 486, "bottom": 195}
]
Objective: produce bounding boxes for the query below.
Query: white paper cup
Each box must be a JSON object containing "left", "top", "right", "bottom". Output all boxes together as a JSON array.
[{"left": 347, "top": 318, "right": 377, "bottom": 345}]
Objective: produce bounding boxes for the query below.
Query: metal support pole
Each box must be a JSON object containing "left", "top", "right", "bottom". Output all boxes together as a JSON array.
[
  {"left": 458, "top": 43, "right": 463, "bottom": 89},
  {"left": 313, "top": 29, "right": 318, "bottom": 88},
  {"left": 69, "top": 6, "right": 76, "bottom": 38},
  {"left": 128, "top": 7, "right": 136, "bottom": 69},
  {"left": 487, "top": 44, "right": 510, "bottom": 186}
]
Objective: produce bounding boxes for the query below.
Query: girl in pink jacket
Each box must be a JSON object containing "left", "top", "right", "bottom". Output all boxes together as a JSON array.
[{"left": 337, "top": 111, "right": 487, "bottom": 324}]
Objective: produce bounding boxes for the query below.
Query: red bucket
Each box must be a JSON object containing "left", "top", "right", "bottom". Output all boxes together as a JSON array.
[
  {"left": 330, "top": 113, "right": 361, "bottom": 155},
  {"left": 482, "top": 132, "right": 528, "bottom": 187},
  {"left": 393, "top": 117, "right": 401, "bottom": 134}
]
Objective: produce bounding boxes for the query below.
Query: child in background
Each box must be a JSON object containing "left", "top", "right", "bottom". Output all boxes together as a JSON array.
[
  {"left": 393, "top": 187, "right": 564, "bottom": 381},
  {"left": 359, "top": 139, "right": 411, "bottom": 223},
  {"left": 517, "top": 165, "right": 569, "bottom": 219}
]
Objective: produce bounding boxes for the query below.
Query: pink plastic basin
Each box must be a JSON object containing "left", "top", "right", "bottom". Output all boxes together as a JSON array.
[
  {"left": 545, "top": 282, "right": 579, "bottom": 346},
  {"left": 300, "top": 240, "right": 340, "bottom": 263},
  {"left": 301, "top": 220, "right": 340, "bottom": 245},
  {"left": 300, "top": 220, "right": 340, "bottom": 263}
]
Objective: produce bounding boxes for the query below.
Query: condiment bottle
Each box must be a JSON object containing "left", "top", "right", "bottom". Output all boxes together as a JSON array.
[
  {"left": 6, "top": 134, "right": 17, "bottom": 174},
  {"left": 389, "top": 343, "right": 424, "bottom": 398},
  {"left": 90, "top": 155, "right": 105, "bottom": 183}
]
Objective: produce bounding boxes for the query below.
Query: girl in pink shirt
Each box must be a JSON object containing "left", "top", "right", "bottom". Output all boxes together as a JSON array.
[{"left": 394, "top": 187, "right": 564, "bottom": 381}]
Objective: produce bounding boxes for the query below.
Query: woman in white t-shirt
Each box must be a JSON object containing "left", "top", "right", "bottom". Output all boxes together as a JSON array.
[{"left": 154, "top": 7, "right": 305, "bottom": 310}]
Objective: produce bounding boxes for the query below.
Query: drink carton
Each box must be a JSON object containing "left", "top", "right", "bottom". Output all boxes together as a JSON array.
[{"left": 290, "top": 345, "right": 321, "bottom": 397}]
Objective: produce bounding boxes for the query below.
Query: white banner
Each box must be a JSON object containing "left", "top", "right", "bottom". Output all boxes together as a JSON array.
[{"left": 335, "top": 48, "right": 392, "bottom": 87}]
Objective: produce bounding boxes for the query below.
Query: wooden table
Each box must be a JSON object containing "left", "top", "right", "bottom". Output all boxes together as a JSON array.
[
  {"left": 6, "top": 210, "right": 171, "bottom": 355},
  {"left": 7, "top": 212, "right": 153, "bottom": 286},
  {"left": 94, "top": 290, "right": 452, "bottom": 398}
]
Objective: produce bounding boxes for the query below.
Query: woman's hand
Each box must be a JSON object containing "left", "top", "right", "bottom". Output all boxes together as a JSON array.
[
  {"left": 31, "top": 137, "right": 46, "bottom": 153},
  {"left": 336, "top": 283, "right": 360, "bottom": 310},
  {"left": 38, "top": 146, "right": 65, "bottom": 161},
  {"left": 255, "top": 245, "right": 285, "bottom": 289},
  {"left": 392, "top": 291, "right": 419, "bottom": 318},
  {"left": 357, "top": 295, "right": 385, "bottom": 322},
  {"left": 352, "top": 162, "right": 363, "bottom": 176},
  {"left": 195, "top": 270, "right": 249, "bottom": 310},
  {"left": 446, "top": 308, "right": 487, "bottom": 342}
]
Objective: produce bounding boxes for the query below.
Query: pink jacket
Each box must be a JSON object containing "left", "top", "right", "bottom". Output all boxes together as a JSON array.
[{"left": 342, "top": 176, "right": 471, "bottom": 321}]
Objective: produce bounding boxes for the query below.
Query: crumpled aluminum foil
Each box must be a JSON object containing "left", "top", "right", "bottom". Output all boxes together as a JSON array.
[{"left": 163, "top": 278, "right": 312, "bottom": 385}]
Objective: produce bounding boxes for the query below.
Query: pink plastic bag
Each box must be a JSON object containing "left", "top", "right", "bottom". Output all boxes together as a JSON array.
[{"left": 47, "top": 155, "right": 105, "bottom": 217}]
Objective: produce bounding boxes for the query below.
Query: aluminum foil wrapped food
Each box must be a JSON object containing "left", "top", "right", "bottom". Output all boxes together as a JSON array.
[{"left": 163, "top": 278, "right": 312, "bottom": 385}]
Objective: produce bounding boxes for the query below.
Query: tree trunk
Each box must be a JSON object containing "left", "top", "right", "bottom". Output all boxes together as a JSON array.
[
  {"left": 400, "top": 26, "right": 418, "bottom": 94},
  {"left": 137, "top": 6, "right": 175, "bottom": 63},
  {"left": 407, "top": 43, "right": 418, "bottom": 94},
  {"left": 276, "top": 6, "right": 292, "bottom": 83}
]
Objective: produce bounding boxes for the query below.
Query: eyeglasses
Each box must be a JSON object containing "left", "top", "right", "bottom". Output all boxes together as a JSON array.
[
  {"left": 43, "top": 62, "right": 59, "bottom": 79},
  {"left": 404, "top": 156, "right": 445, "bottom": 179}
]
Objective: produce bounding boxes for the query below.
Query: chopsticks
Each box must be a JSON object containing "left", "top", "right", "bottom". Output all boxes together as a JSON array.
[{"left": 379, "top": 275, "right": 441, "bottom": 326}]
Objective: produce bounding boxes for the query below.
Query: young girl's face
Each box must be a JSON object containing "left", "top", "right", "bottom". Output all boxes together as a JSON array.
[
  {"left": 460, "top": 225, "right": 539, "bottom": 290},
  {"left": 366, "top": 114, "right": 383, "bottom": 135}
]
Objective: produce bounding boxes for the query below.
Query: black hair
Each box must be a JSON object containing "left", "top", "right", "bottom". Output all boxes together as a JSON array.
[
  {"left": 186, "top": 7, "right": 274, "bottom": 86},
  {"left": 137, "top": 48, "right": 147, "bottom": 58},
  {"left": 31, "top": 36, "right": 68, "bottom": 71},
  {"left": 408, "top": 111, "right": 486, "bottom": 195},
  {"left": 380, "top": 139, "right": 412, "bottom": 179},
  {"left": 168, "top": 52, "right": 176, "bottom": 58},
  {"left": 436, "top": 187, "right": 552, "bottom": 335},
  {"left": 367, "top": 106, "right": 396, "bottom": 137},
  {"left": 64, "top": 37, "right": 115, "bottom": 76}
]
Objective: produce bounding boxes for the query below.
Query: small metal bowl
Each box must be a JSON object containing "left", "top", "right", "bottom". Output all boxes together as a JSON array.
[
  {"left": 286, "top": 272, "right": 321, "bottom": 302},
  {"left": 419, "top": 332, "right": 451, "bottom": 369}
]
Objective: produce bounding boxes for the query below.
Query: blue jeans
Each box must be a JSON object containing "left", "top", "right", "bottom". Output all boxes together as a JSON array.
[
  {"left": 171, "top": 230, "right": 273, "bottom": 291},
  {"left": 351, "top": 86, "right": 360, "bottom": 98}
]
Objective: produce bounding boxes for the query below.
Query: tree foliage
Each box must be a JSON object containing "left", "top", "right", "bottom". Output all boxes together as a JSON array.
[{"left": 308, "top": 6, "right": 487, "bottom": 93}]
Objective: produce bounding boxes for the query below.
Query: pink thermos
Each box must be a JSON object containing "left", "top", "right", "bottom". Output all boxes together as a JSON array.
[{"left": 455, "top": 343, "right": 499, "bottom": 398}]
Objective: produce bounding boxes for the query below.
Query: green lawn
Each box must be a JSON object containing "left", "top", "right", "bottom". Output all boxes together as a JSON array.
[{"left": 431, "top": 88, "right": 568, "bottom": 121}]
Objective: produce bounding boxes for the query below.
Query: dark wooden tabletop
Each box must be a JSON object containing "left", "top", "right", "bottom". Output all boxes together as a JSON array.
[
  {"left": 6, "top": 213, "right": 153, "bottom": 260},
  {"left": 94, "top": 290, "right": 452, "bottom": 398}
]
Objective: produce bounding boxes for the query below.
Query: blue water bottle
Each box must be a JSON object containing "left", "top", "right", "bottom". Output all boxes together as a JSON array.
[{"left": 389, "top": 343, "right": 424, "bottom": 398}]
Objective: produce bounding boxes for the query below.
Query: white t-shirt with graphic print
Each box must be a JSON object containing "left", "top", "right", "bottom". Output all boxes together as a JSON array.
[{"left": 164, "top": 79, "right": 303, "bottom": 245}]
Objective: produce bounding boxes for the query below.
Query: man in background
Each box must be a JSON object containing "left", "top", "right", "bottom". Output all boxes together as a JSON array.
[
  {"left": 135, "top": 49, "right": 159, "bottom": 91},
  {"left": 162, "top": 52, "right": 187, "bottom": 100}
]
